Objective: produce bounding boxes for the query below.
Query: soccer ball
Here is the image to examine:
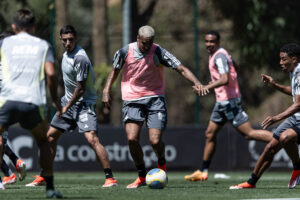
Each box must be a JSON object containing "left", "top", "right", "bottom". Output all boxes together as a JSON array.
[{"left": 146, "top": 168, "right": 167, "bottom": 189}]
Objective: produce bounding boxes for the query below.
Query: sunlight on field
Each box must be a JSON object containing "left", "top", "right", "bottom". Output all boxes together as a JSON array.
[{"left": 1, "top": 171, "right": 299, "bottom": 200}]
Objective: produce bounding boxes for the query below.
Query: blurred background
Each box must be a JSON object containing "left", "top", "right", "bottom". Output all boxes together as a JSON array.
[
  {"left": 2, "top": 0, "right": 299, "bottom": 126},
  {"left": 1, "top": 0, "right": 300, "bottom": 171}
]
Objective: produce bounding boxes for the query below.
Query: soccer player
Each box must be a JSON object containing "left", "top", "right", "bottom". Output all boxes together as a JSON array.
[
  {"left": 102, "top": 25, "right": 205, "bottom": 188},
  {"left": 0, "top": 9, "right": 62, "bottom": 198},
  {"left": 0, "top": 31, "right": 26, "bottom": 186},
  {"left": 185, "top": 30, "right": 273, "bottom": 181},
  {"left": 27, "top": 25, "right": 117, "bottom": 188},
  {"left": 230, "top": 43, "right": 300, "bottom": 189}
]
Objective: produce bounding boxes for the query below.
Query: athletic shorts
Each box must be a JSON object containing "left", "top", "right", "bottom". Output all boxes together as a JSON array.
[
  {"left": 0, "top": 100, "right": 43, "bottom": 130},
  {"left": 122, "top": 96, "right": 167, "bottom": 130},
  {"left": 273, "top": 114, "right": 300, "bottom": 144},
  {"left": 51, "top": 97, "right": 98, "bottom": 133},
  {"left": 210, "top": 98, "right": 248, "bottom": 127}
]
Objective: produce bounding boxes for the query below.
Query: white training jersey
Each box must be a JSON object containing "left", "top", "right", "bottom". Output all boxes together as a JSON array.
[{"left": 0, "top": 32, "right": 54, "bottom": 105}]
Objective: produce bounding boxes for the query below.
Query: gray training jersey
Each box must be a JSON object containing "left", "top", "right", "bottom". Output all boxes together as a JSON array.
[
  {"left": 0, "top": 32, "right": 54, "bottom": 105},
  {"left": 61, "top": 45, "right": 97, "bottom": 104}
]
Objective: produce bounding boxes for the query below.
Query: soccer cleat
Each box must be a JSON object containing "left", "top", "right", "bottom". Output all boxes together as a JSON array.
[
  {"left": 102, "top": 178, "right": 118, "bottom": 188},
  {"left": 16, "top": 159, "right": 26, "bottom": 181},
  {"left": 158, "top": 163, "right": 166, "bottom": 171},
  {"left": 288, "top": 169, "right": 300, "bottom": 189},
  {"left": 126, "top": 177, "right": 146, "bottom": 189},
  {"left": 26, "top": 175, "right": 46, "bottom": 187},
  {"left": 46, "top": 189, "right": 63, "bottom": 198},
  {"left": 184, "top": 170, "right": 201, "bottom": 180},
  {"left": 229, "top": 182, "right": 256, "bottom": 189},
  {"left": 184, "top": 170, "right": 208, "bottom": 181},
  {"left": 3, "top": 173, "right": 17, "bottom": 185}
]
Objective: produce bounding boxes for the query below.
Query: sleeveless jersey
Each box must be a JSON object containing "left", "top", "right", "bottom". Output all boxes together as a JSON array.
[
  {"left": 209, "top": 48, "right": 241, "bottom": 101},
  {"left": 121, "top": 43, "right": 165, "bottom": 100}
]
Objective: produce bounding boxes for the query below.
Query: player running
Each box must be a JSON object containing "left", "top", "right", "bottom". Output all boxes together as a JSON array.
[
  {"left": 0, "top": 9, "right": 62, "bottom": 198},
  {"left": 27, "top": 25, "right": 117, "bottom": 188},
  {"left": 185, "top": 30, "right": 273, "bottom": 182},
  {"left": 102, "top": 25, "right": 204, "bottom": 188},
  {"left": 230, "top": 43, "right": 300, "bottom": 189}
]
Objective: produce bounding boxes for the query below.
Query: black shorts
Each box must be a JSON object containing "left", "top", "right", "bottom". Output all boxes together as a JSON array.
[{"left": 0, "top": 100, "right": 43, "bottom": 129}]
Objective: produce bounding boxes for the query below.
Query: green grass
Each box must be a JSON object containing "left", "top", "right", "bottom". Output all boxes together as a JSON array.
[{"left": 1, "top": 171, "right": 299, "bottom": 200}]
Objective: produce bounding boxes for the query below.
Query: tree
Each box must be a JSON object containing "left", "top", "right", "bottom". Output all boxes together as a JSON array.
[
  {"left": 130, "top": 0, "right": 158, "bottom": 41},
  {"left": 54, "top": 0, "right": 67, "bottom": 97},
  {"left": 93, "top": 0, "right": 109, "bottom": 66}
]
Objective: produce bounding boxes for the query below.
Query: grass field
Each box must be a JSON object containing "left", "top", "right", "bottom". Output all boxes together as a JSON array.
[{"left": 1, "top": 171, "right": 300, "bottom": 200}]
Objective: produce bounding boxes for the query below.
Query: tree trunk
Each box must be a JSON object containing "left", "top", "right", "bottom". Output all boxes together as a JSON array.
[
  {"left": 54, "top": 0, "right": 68, "bottom": 97},
  {"left": 93, "top": 0, "right": 109, "bottom": 66}
]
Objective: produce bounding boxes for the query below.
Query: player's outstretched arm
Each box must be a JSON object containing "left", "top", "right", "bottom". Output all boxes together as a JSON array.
[
  {"left": 44, "top": 62, "right": 62, "bottom": 116},
  {"left": 261, "top": 94, "right": 300, "bottom": 129},
  {"left": 261, "top": 74, "right": 292, "bottom": 95},
  {"left": 102, "top": 68, "right": 121, "bottom": 109},
  {"left": 175, "top": 65, "right": 207, "bottom": 96}
]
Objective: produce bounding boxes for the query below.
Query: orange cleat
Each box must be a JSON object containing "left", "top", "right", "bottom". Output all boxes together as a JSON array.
[
  {"left": 229, "top": 182, "right": 256, "bottom": 189},
  {"left": 184, "top": 170, "right": 208, "bottom": 181},
  {"left": 102, "top": 178, "right": 118, "bottom": 188},
  {"left": 26, "top": 175, "right": 46, "bottom": 187},
  {"left": 288, "top": 170, "right": 300, "bottom": 189},
  {"left": 126, "top": 177, "right": 146, "bottom": 189},
  {"left": 16, "top": 159, "right": 26, "bottom": 181},
  {"left": 3, "top": 173, "right": 17, "bottom": 185}
]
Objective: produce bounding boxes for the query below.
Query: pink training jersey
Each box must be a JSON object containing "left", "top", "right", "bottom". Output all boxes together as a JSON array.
[
  {"left": 121, "top": 43, "right": 165, "bottom": 101},
  {"left": 209, "top": 48, "right": 241, "bottom": 101}
]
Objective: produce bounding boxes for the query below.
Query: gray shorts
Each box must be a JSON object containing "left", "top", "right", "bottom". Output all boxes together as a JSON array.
[
  {"left": 210, "top": 98, "right": 248, "bottom": 127},
  {"left": 51, "top": 97, "right": 98, "bottom": 133},
  {"left": 273, "top": 114, "right": 300, "bottom": 144},
  {"left": 0, "top": 100, "right": 43, "bottom": 129},
  {"left": 122, "top": 96, "right": 167, "bottom": 130}
]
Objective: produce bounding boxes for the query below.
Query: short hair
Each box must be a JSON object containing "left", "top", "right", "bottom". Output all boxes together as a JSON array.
[
  {"left": 280, "top": 43, "right": 300, "bottom": 58},
  {"left": 138, "top": 25, "right": 155, "bottom": 38},
  {"left": 13, "top": 9, "right": 35, "bottom": 30},
  {"left": 206, "top": 30, "right": 221, "bottom": 41},
  {"left": 0, "top": 30, "right": 14, "bottom": 40},
  {"left": 60, "top": 25, "right": 77, "bottom": 37}
]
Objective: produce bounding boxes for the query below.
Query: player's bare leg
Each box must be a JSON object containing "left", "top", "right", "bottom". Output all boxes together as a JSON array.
[
  {"left": 230, "top": 138, "right": 281, "bottom": 189},
  {"left": 279, "top": 129, "right": 300, "bottom": 188},
  {"left": 185, "top": 121, "right": 223, "bottom": 181},
  {"left": 84, "top": 130, "right": 110, "bottom": 168},
  {"left": 236, "top": 121, "right": 273, "bottom": 142},
  {"left": 149, "top": 128, "right": 166, "bottom": 171},
  {"left": 126, "top": 122, "right": 144, "bottom": 165},
  {"left": 84, "top": 130, "right": 117, "bottom": 187},
  {"left": 126, "top": 121, "right": 146, "bottom": 188},
  {"left": 47, "top": 126, "right": 63, "bottom": 160},
  {"left": 30, "top": 120, "right": 62, "bottom": 197}
]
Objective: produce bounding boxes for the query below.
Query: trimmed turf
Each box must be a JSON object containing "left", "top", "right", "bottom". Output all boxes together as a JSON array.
[{"left": 1, "top": 171, "right": 299, "bottom": 200}]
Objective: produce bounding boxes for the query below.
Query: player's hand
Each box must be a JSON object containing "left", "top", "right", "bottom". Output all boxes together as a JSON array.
[
  {"left": 193, "top": 84, "right": 209, "bottom": 96},
  {"left": 52, "top": 101, "right": 62, "bottom": 118},
  {"left": 61, "top": 106, "right": 68, "bottom": 115},
  {"left": 261, "top": 115, "right": 279, "bottom": 129},
  {"left": 102, "top": 91, "right": 111, "bottom": 109},
  {"left": 261, "top": 74, "right": 275, "bottom": 88}
]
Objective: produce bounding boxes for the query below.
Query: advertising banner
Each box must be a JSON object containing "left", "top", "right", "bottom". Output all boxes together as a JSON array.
[{"left": 3, "top": 125, "right": 293, "bottom": 171}]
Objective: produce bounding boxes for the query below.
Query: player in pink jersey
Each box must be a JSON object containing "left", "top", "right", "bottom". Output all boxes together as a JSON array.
[
  {"left": 185, "top": 30, "right": 273, "bottom": 182},
  {"left": 103, "top": 25, "right": 205, "bottom": 188}
]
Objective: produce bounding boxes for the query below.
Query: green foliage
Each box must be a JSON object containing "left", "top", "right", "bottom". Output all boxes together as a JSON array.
[{"left": 212, "top": 0, "right": 300, "bottom": 68}]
